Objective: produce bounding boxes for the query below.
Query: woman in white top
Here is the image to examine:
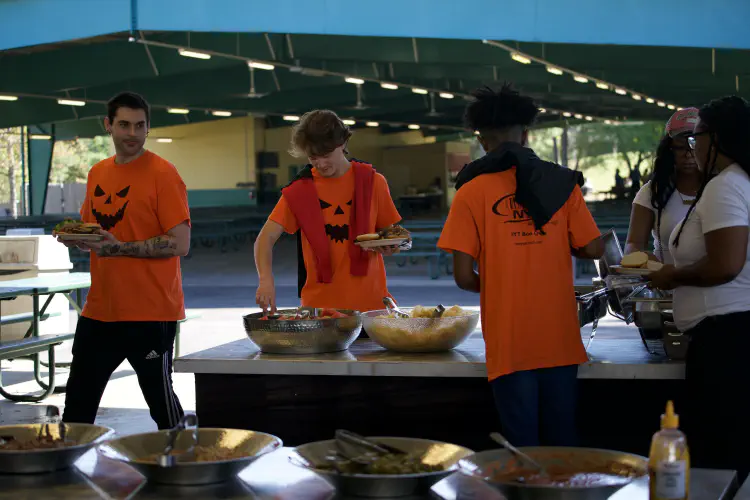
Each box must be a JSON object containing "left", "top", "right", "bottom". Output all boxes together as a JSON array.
[
  {"left": 650, "top": 96, "right": 750, "bottom": 479},
  {"left": 625, "top": 108, "right": 702, "bottom": 264}
]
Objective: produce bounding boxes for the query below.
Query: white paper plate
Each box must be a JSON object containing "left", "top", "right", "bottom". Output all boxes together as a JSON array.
[
  {"left": 610, "top": 265, "right": 652, "bottom": 276},
  {"left": 56, "top": 233, "right": 104, "bottom": 242},
  {"left": 355, "top": 237, "right": 409, "bottom": 249}
]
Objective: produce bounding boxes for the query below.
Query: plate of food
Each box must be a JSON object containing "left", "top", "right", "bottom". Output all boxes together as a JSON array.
[
  {"left": 611, "top": 251, "right": 663, "bottom": 276},
  {"left": 355, "top": 225, "right": 411, "bottom": 249},
  {"left": 53, "top": 220, "right": 103, "bottom": 241}
]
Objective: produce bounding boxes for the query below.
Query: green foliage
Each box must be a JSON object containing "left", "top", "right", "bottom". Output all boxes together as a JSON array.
[
  {"left": 529, "top": 120, "right": 663, "bottom": 174},
  {"left": 0, "top": 129, "right": 111, "bottom": 214},
  {"left": 50, "top": 136, "right": 111, "bottom": 184}
]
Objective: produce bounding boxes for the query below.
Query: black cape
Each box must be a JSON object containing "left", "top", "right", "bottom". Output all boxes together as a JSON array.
[
  {"left": 455, "top": 142, "right": 584, "bottom": 231},
  {"left": 283, "top": 165, "right": 314, "bottom": 299}
]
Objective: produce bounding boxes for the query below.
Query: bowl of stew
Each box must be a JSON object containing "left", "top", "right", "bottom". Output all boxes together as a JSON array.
[{"left": 459, "top": 447, "right": 647, "bottom": 500}]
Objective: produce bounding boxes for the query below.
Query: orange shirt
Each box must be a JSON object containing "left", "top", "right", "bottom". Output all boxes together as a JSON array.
[
  {"left": 81, "top": 151, "right": 190, "bottom": 322},
  {"left": 438, "top": 169, "right": 600, "bottom": 380},
  {"left": 269, "top": 166, "right": 401, "bottom": 312}
]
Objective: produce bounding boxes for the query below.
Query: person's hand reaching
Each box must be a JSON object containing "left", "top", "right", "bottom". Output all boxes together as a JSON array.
[{"left": 256, "top": 280, "right": 277, "bottom": 314}]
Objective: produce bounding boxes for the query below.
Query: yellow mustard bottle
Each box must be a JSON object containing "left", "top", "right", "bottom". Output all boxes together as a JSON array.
[{"left": 649, "top": 400, "right": 690, "bottom": 500}]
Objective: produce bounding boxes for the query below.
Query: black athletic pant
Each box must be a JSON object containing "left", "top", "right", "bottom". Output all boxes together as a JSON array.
[
  {"left": 63, "top": 317, "right": 184, "bottom": 430},
  {"left": 684, "top": 310, "right": 750, "bottom": 481}
]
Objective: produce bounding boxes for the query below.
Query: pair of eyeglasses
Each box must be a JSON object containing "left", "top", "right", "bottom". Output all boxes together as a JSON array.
[{"left": 686, "top": 131, "right": 710, "bottom": 150}]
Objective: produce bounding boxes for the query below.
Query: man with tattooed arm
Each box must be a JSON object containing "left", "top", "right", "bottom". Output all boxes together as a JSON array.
[{"left": 58, "top": 92, "right": 190, "bottom": 429}]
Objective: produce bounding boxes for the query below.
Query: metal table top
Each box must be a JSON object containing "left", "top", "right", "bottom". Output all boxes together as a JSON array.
[
  {"left": 0, "top": 448, "right": 737, "bottom": 500},
  {"left": 175, "top": 318, "right": 685, "bottom": 380}
]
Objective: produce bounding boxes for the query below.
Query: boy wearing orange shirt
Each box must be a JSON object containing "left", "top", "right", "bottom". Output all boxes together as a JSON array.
[
  {"left": 58, "top": 92, "right": 190, "bottom": 430},
  {"left": 254, "top": 110, "right": 402, "bottom": 313},
  {"left": 438, "top": 85, "right": 603, "bottom": 447}
]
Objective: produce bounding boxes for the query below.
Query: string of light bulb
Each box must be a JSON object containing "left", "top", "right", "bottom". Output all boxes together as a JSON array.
[{"left": 483, "top": 40, "right": 684, "bottom": 112}]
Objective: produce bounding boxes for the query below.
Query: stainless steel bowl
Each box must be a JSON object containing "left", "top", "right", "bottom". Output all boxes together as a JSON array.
[
  {"left": 361, "top": 309, "right": 479, "bottom": 353},
  {"left": 243, "top": 309, "right": 362, "bottom": 354},
  {"left": 98, "top": 428, "right": 282, "bottom": 485},
  {"left": 290, "top": 436, "right": 474, "bottom": 498},
  {"left": 0, "top": 423, "right": 114, "bottom": 474},
  {"left": 459, "top": 447, "right": 648, "bottom": 500}
]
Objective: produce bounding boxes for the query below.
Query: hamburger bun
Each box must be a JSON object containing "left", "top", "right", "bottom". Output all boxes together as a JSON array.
[
  {"left": 646, "top": 260, "right": 664, "bottom": 272},
  {"left": 621, "top": 251, "right": 649, "bottom": 269},
  {"left": 355, "top": 233, "right": 381, "bottom": 242}
]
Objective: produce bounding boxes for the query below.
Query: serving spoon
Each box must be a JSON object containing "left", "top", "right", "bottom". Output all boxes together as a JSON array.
[{"left": 490, "top": 432, "right": 548, "bottom": 479}]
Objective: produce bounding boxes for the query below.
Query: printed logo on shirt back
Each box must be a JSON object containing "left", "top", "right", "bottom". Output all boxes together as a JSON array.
[
  {"left": 491, "top": 193, "right": 559, "bottom": 245},
  {"left": 492, "top": 194, "right": 532, "bottom": 223}
]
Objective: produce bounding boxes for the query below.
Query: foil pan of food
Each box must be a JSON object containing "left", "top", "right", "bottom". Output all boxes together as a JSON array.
[
  {"left": 459, "top": 447, "right": 647, "bottom": 500},
  {"left": 0, "top": 421, "right": 114, "bottom": 474},
  {"left": 290, "top": 431, "right": 474, "bottom": 498},
  {"left": 98, "top": 415, "right": 282, "bottom": 485},
  {"left": 362, "top": 305, "right": 479, "bottom": 353},
  {"left": 243, "top": 308, "right": 362, "bottom": 354}
]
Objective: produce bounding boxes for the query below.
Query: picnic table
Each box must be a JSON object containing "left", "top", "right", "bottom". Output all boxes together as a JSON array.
[{"left": 0, "top": 272, "right": 90, "bottom": 402}]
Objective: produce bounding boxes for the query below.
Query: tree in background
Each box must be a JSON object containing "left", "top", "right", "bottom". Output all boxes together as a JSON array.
[
  {"left": 0, "top": 130, "right": 111, "bottom": 216},
  {"left": 51, "top": 136, "right": 111, "bottom": 184},
  {"left": 528, "top": 120, "right": 663, "bottom": 196},
  {"left": 0, "top": 128, "right": 21, "bottom": 216}
]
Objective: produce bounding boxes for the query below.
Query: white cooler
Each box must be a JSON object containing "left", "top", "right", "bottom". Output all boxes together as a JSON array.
[{"left": 0, "top": 234, "right": 74, "bottom": 342}]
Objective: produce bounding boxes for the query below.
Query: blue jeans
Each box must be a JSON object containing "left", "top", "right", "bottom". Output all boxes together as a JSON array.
[{"left": 490, "top": 364, "right": 579, "bottom": 447}]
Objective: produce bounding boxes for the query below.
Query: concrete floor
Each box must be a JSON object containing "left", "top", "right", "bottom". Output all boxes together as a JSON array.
[{"left": 0, "top": 237, "right": 601, "bottom": 435}]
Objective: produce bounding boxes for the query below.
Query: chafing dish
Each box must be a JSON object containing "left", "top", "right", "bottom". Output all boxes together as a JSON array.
[
  {"left": 459, "top": 447, "right": 647, "bottom": 500},
  {"left": 243, "top": 308, "right": 362, "bottom": 354},
  {"left": 361, "top": 308, "right": 479, "bottom": 353},
  {"left": 0, "top": 422, "right": 114, "bottom": 474},
  {"left": 290, "top": 436, "right": 474, "bottom": 497},
  {"left": 575, "top": 285, "right": 608, "bottom": 329}
]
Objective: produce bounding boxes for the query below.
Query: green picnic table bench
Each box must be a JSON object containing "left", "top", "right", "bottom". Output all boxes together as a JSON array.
[
  {"left": 0, "top": 273, "right": 90, "bottom": 402},
  {"left": 0, "top": 334, "right": 75, "bottom": 402},
  {"left": 0, "top": 311, "right": 60, "bottom": 326}
]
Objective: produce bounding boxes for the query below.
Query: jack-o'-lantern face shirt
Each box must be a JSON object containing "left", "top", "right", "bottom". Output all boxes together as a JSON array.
[
  {"left": 270, "top": 166, "right": 401, "bottom": 312},
  {"left": 80, "top": 150, "right": 191, "bottom": 322}
]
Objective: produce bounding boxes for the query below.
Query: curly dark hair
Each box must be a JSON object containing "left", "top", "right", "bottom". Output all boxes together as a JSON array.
[
  {"left": 464, "top": 83, "right": 539, "bottom": 131},
  {"left": 673, "top": 95, "right": 750, "bottom": 246},
  {"left": 289, "top": 109, "right": 352, "bottom": 158}
]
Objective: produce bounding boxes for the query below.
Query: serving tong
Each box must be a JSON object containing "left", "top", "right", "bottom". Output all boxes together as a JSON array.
[
  {"left": 432, "top": 305, "right": 446, "bottom": 318},
  {"left": 265, "top": 307, "right": 316, "bottom": 321},
  {"left": 41, "top": 405, "right": 66, "bottom": 443},
  {"left": 0, "top": 405, "right": 66, "bottom": 447},
  {"left": 324, "top": 429, "right": 409, "bottom": 472},
  {"left": 382, "top": 298, "right": 446, "bottom": 319},
  {"left": 383, "top": 297, "right": 410, "bottom": 318},
  {"left": 157, "top": 413, "right": 199, "bottom": 467}
]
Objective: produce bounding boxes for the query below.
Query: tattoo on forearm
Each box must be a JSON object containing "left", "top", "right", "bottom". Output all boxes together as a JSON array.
[{"left": 99, "top": 235, "right": 179, "bottom": 258}]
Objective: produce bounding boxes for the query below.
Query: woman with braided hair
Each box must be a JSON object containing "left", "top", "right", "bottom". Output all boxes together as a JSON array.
[
  {"left": 625, "top": 108, "right": 702, "bottom": 265},
  {"left": 650, "top": 96, "right": 750, "bottom": 478}
]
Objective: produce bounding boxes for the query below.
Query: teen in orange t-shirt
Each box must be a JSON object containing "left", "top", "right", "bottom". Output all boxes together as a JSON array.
[
  {"left": 438, "top": 85, "right": 603, "bottom": 447},
  {"left": 57, "top": 92, "right": 190, "bottom": 430},
  {"left": 254, "top": 110, "right": 402, "bottom": 313}
]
